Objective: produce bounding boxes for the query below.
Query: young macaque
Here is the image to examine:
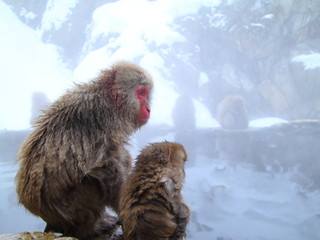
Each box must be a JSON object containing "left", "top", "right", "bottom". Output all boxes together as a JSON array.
[
  {"left": 16, "top": 61, "right": 153, "bottom": 239},
  {"left": 119, "top": 142, "right": 190, "bottom": 240},
  {"left": 217, "top": 95, "right": 249, "bottom": 130}
]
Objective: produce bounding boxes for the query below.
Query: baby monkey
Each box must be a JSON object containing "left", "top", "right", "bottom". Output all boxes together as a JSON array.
[{"left": 119, "top": 142, "right": 190, "bottom": 240}]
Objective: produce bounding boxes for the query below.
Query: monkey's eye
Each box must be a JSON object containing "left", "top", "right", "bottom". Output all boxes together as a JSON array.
[{"left": 135, "top": 86, "right": 148, "bottom": 99}]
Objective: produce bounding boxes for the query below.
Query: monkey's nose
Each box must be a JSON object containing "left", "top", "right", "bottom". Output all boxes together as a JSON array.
[{"left": 146, "top": 107, "right": 150, "bottom": 113}]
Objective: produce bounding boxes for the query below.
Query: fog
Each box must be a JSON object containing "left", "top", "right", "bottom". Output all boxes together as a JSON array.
[{"left": 1, "top": 0, "right": 320, "bottom": 239}]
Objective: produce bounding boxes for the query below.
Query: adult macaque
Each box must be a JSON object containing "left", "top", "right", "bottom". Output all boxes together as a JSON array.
[
  {"left": 16, "top": 61, "right": 153, "bottom": 239},
  {"left": 119, "top": 142, "right": 190, "bottom": 240},
  {"left": 217, "top": 95, "right": 249, "bottom": 130}
]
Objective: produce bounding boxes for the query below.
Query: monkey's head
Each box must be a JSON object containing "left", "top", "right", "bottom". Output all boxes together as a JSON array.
[
  {"left": 222, "top": 95, "right": 246, "bottom": 108},
  {"left": 137, "top": 142, "right": 188, "bottom": 169},
  {"left": 231, "top": 95, "right": 245, "bottom": 106},
  {"left": 98, "top": 61, "right": 153, "bottom": 127}
]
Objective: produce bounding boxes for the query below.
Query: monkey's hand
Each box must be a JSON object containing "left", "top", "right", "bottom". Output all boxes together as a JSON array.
[
  {"left": 93, "top": 213, "right": 118, "bottom": 237},
  {"left": 171, "top": 202, "right": 190, "bottom": 239}
]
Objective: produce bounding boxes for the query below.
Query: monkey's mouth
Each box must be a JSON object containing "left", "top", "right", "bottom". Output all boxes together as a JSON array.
[{"left": 139, "top": 117, "right": 149, "bottom": 124}]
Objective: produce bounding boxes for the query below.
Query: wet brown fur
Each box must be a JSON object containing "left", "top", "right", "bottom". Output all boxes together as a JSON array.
[
  {"left": 119, "top": 142, "right": 190, "bottom": 240},
  {"left": 15, "top": 61, "right": 153, "bottom": 239},
  {"left": 217, "top": 95, "right": 249, "bottom": 130}
]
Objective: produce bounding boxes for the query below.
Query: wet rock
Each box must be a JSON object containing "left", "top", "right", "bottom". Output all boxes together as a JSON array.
[
  {"left": 0, "top": 232, "right": 75, "bottom": 240},
  {"left": 0, "top": 228, "right": 123, "bottom": 240}
]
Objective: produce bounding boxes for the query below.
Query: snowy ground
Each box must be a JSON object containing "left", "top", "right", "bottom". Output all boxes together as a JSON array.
[
  {"left": 292, "top": 53, "right": 320, "bottom": 70},
  {"left": 184, "top": 157, "right": 320, "bottom": 240},
  {"left": 1, "top": 139, "right": 320, "bottom": 240},
  {"left": 131, "top": 128, "right": 320, "bottom": 240}
]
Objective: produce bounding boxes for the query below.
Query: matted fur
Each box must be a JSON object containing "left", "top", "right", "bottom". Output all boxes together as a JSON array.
[
  {"left": 119, "top": 142, "right": 190, "bottom": 240},
  {"left": 15, "top": 61, "right": 153, "bottom": 239}
]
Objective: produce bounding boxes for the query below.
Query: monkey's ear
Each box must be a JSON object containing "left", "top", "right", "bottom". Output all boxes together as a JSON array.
[
  {"left": 176, "top": 149, "right": 187, "bottom": 162},
  {"left": 160, "top": 176, "right": 175, "bottom": 197}
]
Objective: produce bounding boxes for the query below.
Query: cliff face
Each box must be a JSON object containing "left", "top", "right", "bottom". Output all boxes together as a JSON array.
[{"left": 4, "top": 0, "right": 320, "bottom": 120}]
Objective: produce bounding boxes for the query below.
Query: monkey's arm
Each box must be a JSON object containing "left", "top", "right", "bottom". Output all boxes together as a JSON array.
[
  {"left": 171, "top": 201, "right": 190, "bottom": 239},
  {"left": 221, "top": 112, "right": 236, "bottom": 128},
  {"left": 135, "top": 209, "right": 178, "bottom": 240},
  {"left": 160, "top": 176, "right": 190, "bottom": 239},
  {"left": 85, "top": 152, "right": 132, "bottom": 212}
]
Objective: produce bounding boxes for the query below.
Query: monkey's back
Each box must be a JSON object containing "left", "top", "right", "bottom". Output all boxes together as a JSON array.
[
  {"left": 120, "top": 165, "right": 178, "bottom": 240},
  {"left": 15, "top": 61, "right": 154, "bottom": 238},
  {"left": 15, "top": 86, "right": 111, "bottom": 218},
  {"left": 217, "top": 95, "right": 249, "bottom": 130}
]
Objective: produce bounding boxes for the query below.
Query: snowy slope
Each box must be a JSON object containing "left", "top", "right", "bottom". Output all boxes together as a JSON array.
[
  {"left": 0, "top": 1, "right": 73, "bottom": 130},
  {"left": 74, "top": 0, "right": 221, "bottom": 126},
  {"left": 40, "top": 0, "right": 79, "bottom": 32},
  {"left": 1, "top": 0, "right": 220, "bottom": 130}
]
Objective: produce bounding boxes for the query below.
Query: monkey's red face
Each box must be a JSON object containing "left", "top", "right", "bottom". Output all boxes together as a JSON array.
[{"left": 135, "top": 85, "right": 151, "bottom": 125}]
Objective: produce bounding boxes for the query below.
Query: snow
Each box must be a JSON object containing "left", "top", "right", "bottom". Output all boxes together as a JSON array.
[
  {"left": 0, "top": 161, "right": 45, "bottom": 233},
  {"left": 89, "top": 0, "right": 185, "bottom": 47},
  {"left": 20, "top": 8, "right": 37, "bottom": 21},
  {"left": 262, "top": 14, "right": 274, "bottom": 20},
  {"left": 0, "top": 1, "right": 73, "bottom": 130},
  {"left": 142, "top": 53, "right": 179, "bottom": 126},
  {"left": 249, "top": 117, "right": 288, "bottom": 127},
  {"left": 78, "top": 0, "right": 220, "bottom": 77},
  {"left": 199, "top": 72, "right": 210, "bottom": 86},
  {"left": 291, "top": 53, "right": 320, "bottom": 70},
  {"left": 41, "top": 0, "right": 79, "bottom": 32},
  {"left": 251, "top": 22, "right": 265, "bottom": 28},
  {"left": 75, "top": 0, "right": 221, "bottom": 127},
  {"left": 207, "top": 11, "right": 228, "bottom": 28},
  {"left": 0, "top": 0, "right": 219, "bottom": 131},
  {"left": 184, "top": 158, "right": 320, "bottom": 240},
  {"left": 193, "top": 99, "right": 220, "bottom": 128}
]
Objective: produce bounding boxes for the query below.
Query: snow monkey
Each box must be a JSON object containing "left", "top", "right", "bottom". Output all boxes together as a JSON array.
[
  {"left": 15, "top": 61, "right": 153, "bottom": 239},
  {"left": 119, "top": 142, "right": 190, "bottom": 240},
  {"left": 217, "top": 95, "right": 249, "bottom": 130}
]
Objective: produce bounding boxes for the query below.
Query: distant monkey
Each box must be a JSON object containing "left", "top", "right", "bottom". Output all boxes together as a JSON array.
[
  {"left": 16, "top": 61, "right": 153, "bottom": 239},
  {"left": 172, "top": 95, "right": 196, "bottom": 166},
  {"left": 172, "top": 95, "right": 196, "bottom": 131},
  {"left": 217, "top": 95, "right": 249, "bottom": 130},
  {"left": 119, "top": 142, "right": 190, "bottom": 240}
]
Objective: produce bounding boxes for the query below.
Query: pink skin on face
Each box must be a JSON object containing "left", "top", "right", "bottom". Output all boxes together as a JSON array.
[{"left": 135, "top": 85, "right": 150, "bottom": 125}]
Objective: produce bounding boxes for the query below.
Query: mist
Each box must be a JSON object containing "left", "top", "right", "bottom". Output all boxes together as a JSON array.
[{"left": 1, "top": 0, "right": 320, "bottom": 239}]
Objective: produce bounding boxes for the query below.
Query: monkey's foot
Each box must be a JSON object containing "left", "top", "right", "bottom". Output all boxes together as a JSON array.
[
  {"left": 82, "top": 215, "right": 119, "bottom": 240},
  {"left": 96, "top": 214, "right": 118, "bottom": 234},
  {"left": 44, "top": 223, "right": 63, "bottom": 235}
]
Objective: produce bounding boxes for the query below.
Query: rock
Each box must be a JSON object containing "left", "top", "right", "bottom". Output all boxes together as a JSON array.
[
  {"left": 213, "top": 119, "right": 320, "bottom": 190},
  {"left": 0, "top": 228, "right": 123, "bottom": 240},
  {"left": 0, "top": 232, "right": 75, "bottom": 240}
]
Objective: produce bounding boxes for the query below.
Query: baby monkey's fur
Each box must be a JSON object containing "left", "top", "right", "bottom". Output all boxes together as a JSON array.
[{"left": 119, "top": 142, "right": 190, "bottom": 240}]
